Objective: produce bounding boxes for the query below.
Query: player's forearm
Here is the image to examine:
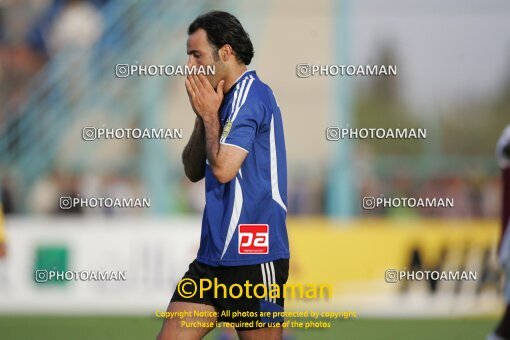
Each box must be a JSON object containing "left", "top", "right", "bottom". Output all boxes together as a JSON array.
[
  {"left": 182, "top": 118, "right": 206, "bottom": 182},
  {"left": 202, "top": 115, "right": 231, "bottom": 183},
  {"left": 202, "top": 115, "right": 221, "bottom": 166}
]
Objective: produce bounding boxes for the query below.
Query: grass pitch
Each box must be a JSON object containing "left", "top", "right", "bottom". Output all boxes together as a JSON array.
[{"left": 0, "top": 316, "right": 497, "bottom": 340}]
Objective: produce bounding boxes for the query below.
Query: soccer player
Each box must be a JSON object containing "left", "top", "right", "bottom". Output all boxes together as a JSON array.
[
  {"left": 488, "top": 124, "right": 510, "bottom": 340},
  {"left": 157, "top": 11, "right": 289, "bottom": 340}
]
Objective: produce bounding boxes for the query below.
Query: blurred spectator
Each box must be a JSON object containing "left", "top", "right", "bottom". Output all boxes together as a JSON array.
[
  {"left": 58, "top": 173, "right": 83, "bottom": 214},
  {"left": 386, "top": 172, "right": 419, "bottom": 219},
  {"left": 482, "top": 177, "right": 500, "bottom": 217},
  {"left": 359, "top": 173, "right": 497, "bottom": 219},
  {"left": 288, "top": 167, "right": 324, "bottom": 214},
  {"left": 101, "top": 174, "right": 142, "bottom": 216},
  {"left": 28, "top": 171, "right": 63, "bottom": 214},
  {"left": 0, "top": 44, "right": 46, "bottom": 120},
  {"left": 26, "top": 0, "right": 106, "bottom": 57},
  {"left": 46, "top": 0, "right": 104, "bottom": 56},
  {"left": 1, "top": 177, "right": 15, "bottom": 214}
]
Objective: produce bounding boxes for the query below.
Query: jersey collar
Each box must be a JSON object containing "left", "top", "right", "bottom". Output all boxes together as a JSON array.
[{"left": 225, "top": 69, "right": 256, "bottom": 96}]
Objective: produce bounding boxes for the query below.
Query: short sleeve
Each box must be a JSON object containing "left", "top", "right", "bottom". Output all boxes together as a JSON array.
[{"left": 220, "top": 106, "right": 259, "bottom": 153}]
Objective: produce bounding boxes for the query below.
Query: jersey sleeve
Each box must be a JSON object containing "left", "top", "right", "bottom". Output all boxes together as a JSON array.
[
  {"left": 220, "top": 104, "right": 260, "bottom": 153},
  {"left": 497, "top": 125, "right": 510, "bottom": 169}
]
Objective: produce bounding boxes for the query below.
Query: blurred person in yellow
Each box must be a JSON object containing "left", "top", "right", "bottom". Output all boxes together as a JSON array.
[{"left": 488, "top": 124, "right": 510, "bottom": 340}]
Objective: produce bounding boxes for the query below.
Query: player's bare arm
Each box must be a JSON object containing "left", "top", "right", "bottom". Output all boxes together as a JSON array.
[
  {"left": 185, "top": 74, "right": 248, "bottom": 183},
  {"left": 182, "top": 117, "right": 207, "bottom": 182}
]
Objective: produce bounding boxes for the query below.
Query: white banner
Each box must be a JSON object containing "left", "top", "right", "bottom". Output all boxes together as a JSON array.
[{"left": 0, "top": 217, "right": 201, "bottom": 314}]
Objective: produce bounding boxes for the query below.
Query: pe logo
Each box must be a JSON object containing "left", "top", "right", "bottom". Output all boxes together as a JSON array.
[{"left": 238, "top": 224, "right": 269, "bottom": 254}]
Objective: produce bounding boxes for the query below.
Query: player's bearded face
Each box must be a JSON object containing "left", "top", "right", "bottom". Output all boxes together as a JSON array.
[
  {"left": 186, "top": 29, "right": 225, "bottom": 91},
  {"left": 205, "top": 48, "right": 225, "bottom": 90}
]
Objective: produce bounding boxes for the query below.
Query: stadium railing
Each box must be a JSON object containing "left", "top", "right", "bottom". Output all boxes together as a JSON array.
[{"left": 0, "top": 0, "right": 240, "bottom": 213}]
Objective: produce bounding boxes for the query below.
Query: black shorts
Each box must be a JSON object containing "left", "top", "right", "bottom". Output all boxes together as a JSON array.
[{"left": 171, "top": 258, "right": 289, "bottom": 330}]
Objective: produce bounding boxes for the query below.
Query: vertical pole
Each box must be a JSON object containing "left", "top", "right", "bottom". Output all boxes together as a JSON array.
[{"left": 327, "top": 0, "right": 357, "bottom": 217}]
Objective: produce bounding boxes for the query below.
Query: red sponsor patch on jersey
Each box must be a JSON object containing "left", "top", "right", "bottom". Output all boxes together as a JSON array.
[{"left": 238, "top": 224, "right": 269, "bottom": 254}]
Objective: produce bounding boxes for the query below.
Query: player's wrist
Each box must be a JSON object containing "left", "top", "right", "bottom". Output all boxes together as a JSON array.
[{"left": 201, "top": 112, "right": 219, "bottom": 126}]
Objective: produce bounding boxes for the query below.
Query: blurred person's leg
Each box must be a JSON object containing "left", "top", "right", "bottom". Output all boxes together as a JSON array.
[
  {"left": 490, "top": 131, "right": 510, "bottom": 340},
  {"left": 156, "top": 302, "right": 216, "bottom": 340},
  {"left": 493, "top": 306, "right": 510, "bottom": 340},
  {"left": 157, "top": 260, "right": 217, "bottom": 340},
  {"left": 492, "top": 225, "right": 510, "bottom": 340},
  {"left": 159, "top": 259, "right": 288, "bottom": 340},
  {"left": 490, "top": 286, "right": 510, "bottom": 340},
  {"left": 224, "top": 260, "right": 289, "bottom": 340}
]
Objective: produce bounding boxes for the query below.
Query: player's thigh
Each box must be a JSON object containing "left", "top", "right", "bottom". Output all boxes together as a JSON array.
[
  {"left": 237, "top": 327, "right": 282, "bottom": 340},
  {"left": 156, "top": 301, "right": 217, "bottom": 340}
]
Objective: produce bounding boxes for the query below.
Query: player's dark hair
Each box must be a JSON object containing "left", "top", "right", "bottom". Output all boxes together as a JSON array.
[{"left": 188, "top": 11, "right": 254, "bottom": 65}]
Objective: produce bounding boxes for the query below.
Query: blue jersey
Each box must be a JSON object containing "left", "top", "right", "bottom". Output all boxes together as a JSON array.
[{"left": 196, "top": 70, "right": 289, "bottom": 267}]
